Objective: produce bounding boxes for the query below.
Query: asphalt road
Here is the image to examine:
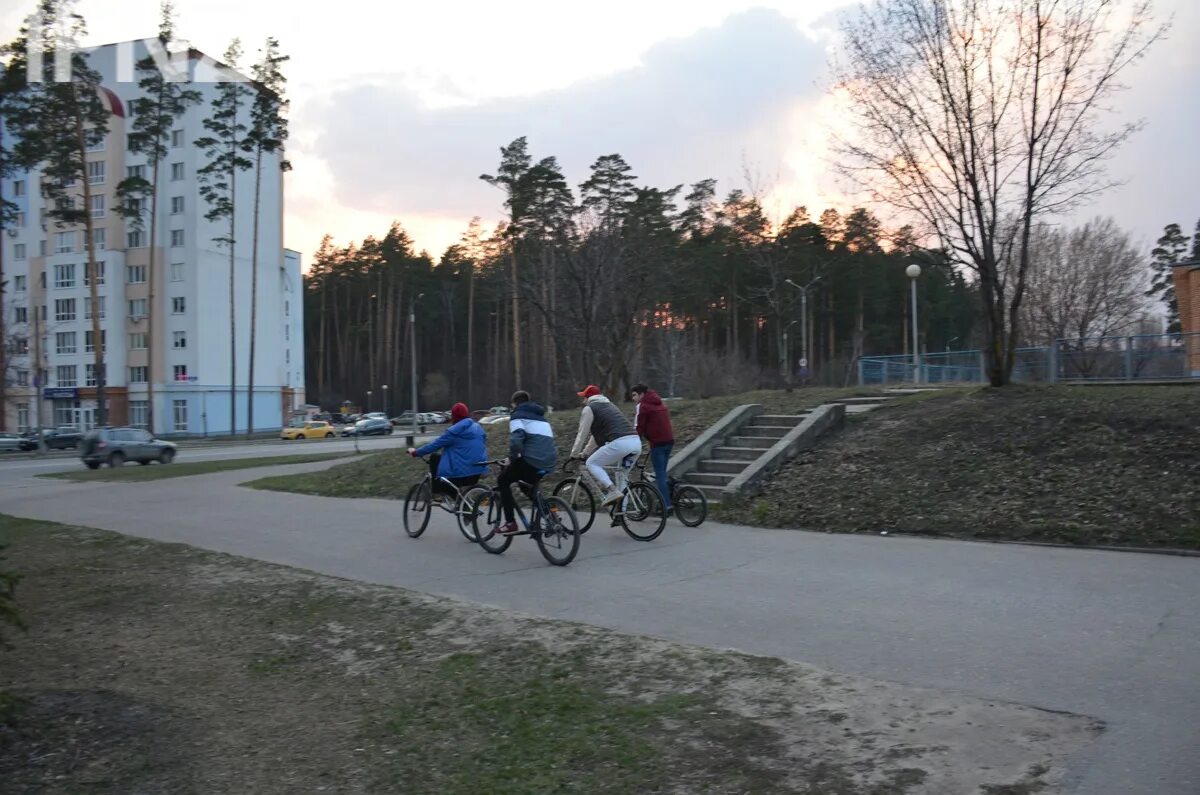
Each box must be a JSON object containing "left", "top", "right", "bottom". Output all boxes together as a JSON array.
[{"left": 1, "top": 458, "right": 1196, "bottom": 794}]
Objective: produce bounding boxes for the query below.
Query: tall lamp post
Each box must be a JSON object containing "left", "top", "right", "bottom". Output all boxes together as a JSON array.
[
  {"left": 366, "top": 390, "right": 373, "bottom": 412},
  {"left": 381, "top": 384, "right": 389, "bottom": 417},
  {"left": 785, "top": 276, "right": 821, "bottom": 386},
  {"left": 906, "top": 264, "right": 922, "bottom": 383},
  {"left": 410, "top": 293, "right": 424, "bottom": 442},
  {"left": 782, "top": 320, "right": 800, "bottom": 390}
]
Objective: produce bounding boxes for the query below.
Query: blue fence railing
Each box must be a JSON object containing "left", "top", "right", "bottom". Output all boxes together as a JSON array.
[{"left": 859, "top": 332, "right": 1200, "bottom": 385}]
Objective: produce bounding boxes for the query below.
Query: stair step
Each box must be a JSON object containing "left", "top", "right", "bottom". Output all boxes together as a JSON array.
[
  {"left": 739, "top": 426, "right": 794, "bottom": 438},
  {"left": 712, "top": 446, "right": 763, "bottom": 461},
  {"left": 754, "top": 414, "right": 807, "bottom": 426},
  {"left": 728, "top": 436, "right": 777, "bottom": 449},
  {"left": 693, "top": 485, "right": 726, "bottom": 504},
  {"left": 684, "top": 472, "right": 736, "bottom": 487},
  {"left": 698, "top": 459, "right": 750, "bottom": 474}
]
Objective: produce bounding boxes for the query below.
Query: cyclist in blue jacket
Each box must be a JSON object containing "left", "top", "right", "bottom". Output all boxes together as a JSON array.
[{"left": 409, "top": 402, "right": 487, "bottom": 506}]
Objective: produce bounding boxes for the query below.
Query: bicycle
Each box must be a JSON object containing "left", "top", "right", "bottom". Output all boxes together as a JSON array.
[
  {"left": 631, "top": 453, "right": 708, "bottom": 527},
  {"left": 552, "top": 456, "right": 666, "bottom": 541},
  {"left": 463, "top": 460, "right": 581, "bottom": 566},
  {"left": 403, "top": 455, "right": 485, "bottom": 542}
]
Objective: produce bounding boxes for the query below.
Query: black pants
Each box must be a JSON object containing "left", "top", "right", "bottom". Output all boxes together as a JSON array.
[
  {"left": 427, "top": 453, "right": 479, "bottom": 496},
  {"left": 498, "top": 458, "right": 542, "bottom": 523}
]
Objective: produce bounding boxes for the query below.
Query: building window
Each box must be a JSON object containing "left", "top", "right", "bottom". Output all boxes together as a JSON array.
[
  {"left": 55, "top": 298, "right": 76, "bottom": 321},
  {"left": 13, "top": 180, "right": 24, "bottom": 197},
  {"left": 285, "top": 349, "right": 290, "bottom": 365},
  {"left": 13, "top": 244, "right": 25, "bottom": 261},
  {"left": 128, "top": 332, "right": 147, "bottom": 350},
  {"left": 84, "top": 296, "right": 105, "bottom": 320},
  {"left": 39, "top": 240, "right": 47, "bottom": 257},
  {"left": 170, "top": 163, "right": 184, "bottom": 181},
  {"left": 84, "top": 330, "right": 106, "bottom": 354},
  {"left": 170, "top": 196, "right": 184, "bottom": 214},
  {"left": 39, "top": 272, "right": 45, "bottom": 289},
  {"left": 54, "top": 402, "right": 76, "bottom": 427},
  {"left": 173, "top": 364, "right": 188, "bottom": 381},
  {"left": 14, "top": 211, "right": 25, "bottom": 228},
  {"left": 14, "top": 306, "right": 28, "bottom": 324},
  {"left": 92, "top": 227, "right": 106, "bottom": 250},
  {"left": 173, "top": 399, "right": 187, "bottom": 432},
  {"left": 55, "top": 331, "right": 77, "bottom": 355},
  {"left": 173, "top": 331, "right": 186, "bottom": 349},
  {"left": 37, "top": 305, "right": 46, "bottom": 321},
  {"left": 87, "top": 160, "right": 105, "bottom": 184},
  {"left": 170, "top": 229, "right": 184, "bottom": 247},
  {"left": 128, "top": 298, "right": 147, "bottom": 318},
  {"left": 10, "top": 337, "right": 29, "bottom": 355},
  {"left": 129, "top": 400, "right": 148, "bottom": 428},
  {"left": 56, "top": 365, "right": 77, "bottom": 387},
  {"left": 85, "top": 135, "right": 105, "bottom": 152},
  {"left": 129, "top": 366, "right": 148, "bottom": 383},
  {"left": 285, "top": 301, "right": 289, "bottom": 316},
  {"left": 124, "top": 196, "right": 146, "bottom": 215},
  {"left": 172, "top": 297, "right": 185, "bottom": 314},
  {"left": 55, "top": 231, "right": 76, "bottom": 254},
  {"left": 85, "top": 363, "right": 105, "bottom": 387},
  {"left": 16, "top": 403, "right": 29, "bottom": 432},
  {"left": 127, "top": 165, "right": 146, "bottom": 180},
  {"left": 90, "top": 194, "right": 105, "bottom": 218},
  {"left": 127, "top": 230, "right": 145, "bottom": 248},
  {"left": 171, "top": 129, "right": 184, "bottom": 148},
  {"left": 284, "top": 325, "right": 289, "bottom": 341},
  {"left": 17, "top": 371, "right": 30, "bottom": 388},
  {"left": 84, "top": 262, "right": 105, "bottom": 287},
  {"left": 14, "top": 275, "right": 26, "bottom": 291},
  {"left": 170, "top": 262, "right": 184, "bottom": 282},
  {"left": 54, "top": 263, "right": 76, "bottom": 288},
  {"left": 127, "top": 265, "right": 147, "bottom": 284}
]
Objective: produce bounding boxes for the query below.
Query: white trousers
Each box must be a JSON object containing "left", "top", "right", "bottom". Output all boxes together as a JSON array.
[{"left": 586, "top": 435, "right": 643, "bottom": 491}]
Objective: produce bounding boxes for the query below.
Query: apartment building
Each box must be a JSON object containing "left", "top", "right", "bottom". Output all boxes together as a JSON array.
[{"left": 1, "top": 39, "right": 305, "bottom": 436}]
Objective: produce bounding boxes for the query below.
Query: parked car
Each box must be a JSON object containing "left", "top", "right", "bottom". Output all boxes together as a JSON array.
[
  {"left": 43, "top": 426, "right": 84, "bottom": 449},
  {"left": 488, "top": 406, "right": 510, "bottom": 416},
  {"left": 80, "top": 427, "right": 177, "bottom": 469},
  {"left": 341, "top": 418, "right": 394, "bottom": 437},
  {"left": 281, "top": 421, "right": 337, "bottom": 440},
  {"left": 363, "top": 412, "right": 388, "bottom": 421},
  {"left": 479, "top": 414, "right": 510, "bottom": 426},
  {"left": 0, "top": 433, "right": 37, "bottom": 453}
]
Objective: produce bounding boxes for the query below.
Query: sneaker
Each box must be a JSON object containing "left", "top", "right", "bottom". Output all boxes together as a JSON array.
[
  {"left": 663, "top": 506, "right": 674, "bottom": 518},
  {"left": 601, "top": 490, "right": 623, "bottom": 508},
  {"left": 497, "top": 521, "right": 519, "bottom": 535}
]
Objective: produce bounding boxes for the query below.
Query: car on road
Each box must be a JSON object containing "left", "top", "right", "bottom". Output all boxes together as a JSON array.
[
  {"left": 41, "top": 426, "right": 84, "bottom": 449},
  {"left": 80, "top": 427, "right": 178, "bottom": 469},
  {"left": 341, "top": 417, "right": 394, "bottom": 437},
  {"left": 281, "top": 421, "right": 337, "bottom": 441},
  {"left": 479, "top": 414, "right": 510, "bottom": 426},
  {"left": 0, "top": 433, "right": 37, "bottom": 452}
]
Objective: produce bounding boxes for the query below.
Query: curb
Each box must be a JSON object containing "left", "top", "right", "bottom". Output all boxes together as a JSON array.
[{"left": 872, "top": 530, "right": 1200, "bottom": 558}]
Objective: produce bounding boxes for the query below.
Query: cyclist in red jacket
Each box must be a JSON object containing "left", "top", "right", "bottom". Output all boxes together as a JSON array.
[{"left": 631, "top": 384, "right": 675, "bottom": 516}]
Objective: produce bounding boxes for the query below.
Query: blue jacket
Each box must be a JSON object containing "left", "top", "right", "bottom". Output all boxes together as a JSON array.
[
  {"left": 415, "top": 419, "right": 488, "bottom": 479},
  {"left": 509, "top": 402, "right": 557, "bottom": 471}
]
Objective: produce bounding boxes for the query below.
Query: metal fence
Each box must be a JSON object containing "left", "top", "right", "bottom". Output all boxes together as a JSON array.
[{"left": 859, "top": 332, "right": 1200, "bottom": 385}]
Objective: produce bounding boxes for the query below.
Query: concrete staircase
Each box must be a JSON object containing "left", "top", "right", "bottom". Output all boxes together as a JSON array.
[{"left": 679, "top": 413, "right": 810, "bottom": 504}]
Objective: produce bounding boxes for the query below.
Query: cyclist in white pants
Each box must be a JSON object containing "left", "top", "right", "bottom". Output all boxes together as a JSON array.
[{"left": 570, "top": 384, "right": 643, "bottom": 508}]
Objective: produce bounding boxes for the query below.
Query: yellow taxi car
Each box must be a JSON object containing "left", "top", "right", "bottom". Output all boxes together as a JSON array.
[{"left": 281, "top": 421, "right": 337, "bottom": 440}]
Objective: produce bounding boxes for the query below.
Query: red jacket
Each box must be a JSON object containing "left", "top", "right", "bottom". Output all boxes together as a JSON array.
[{"left": 634, "top": 390, "right": 674, "bottom": 447}]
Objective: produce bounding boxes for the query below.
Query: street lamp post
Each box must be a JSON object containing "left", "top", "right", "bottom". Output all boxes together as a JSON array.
[
  {"left": 785, "top": 277, "right": 820, "bottom": 386},
  {"left": 906, "top": 264, "right": 922, "bottom": 383},
  {"left": 782, "top": 320, "right": 800, "bottom": 390},
  {"left": 410, "top": 293, "right": 424, "bottom": 442},
  {"left": 381, "top": 384, "right": 388, "bottom": 417},
  {"left": 366, "top": 390, "right": 373, "bottom": 412}
]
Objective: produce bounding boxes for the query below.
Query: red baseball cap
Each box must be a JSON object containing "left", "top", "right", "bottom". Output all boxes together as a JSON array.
[{"left": 577, "top": 385, "right": 601, "bottom": 398}]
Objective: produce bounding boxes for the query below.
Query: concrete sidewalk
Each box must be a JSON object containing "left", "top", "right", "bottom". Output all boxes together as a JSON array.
[{"left": 2, "top": 460, "right": 1197, "bottom": 794}]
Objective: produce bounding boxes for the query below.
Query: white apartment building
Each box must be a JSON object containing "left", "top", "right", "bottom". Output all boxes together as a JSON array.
[{"left": 1, "top": 39, "right": 305, "bottom": 436}]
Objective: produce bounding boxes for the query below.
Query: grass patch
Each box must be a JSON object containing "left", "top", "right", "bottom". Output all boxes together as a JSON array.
[
  {"left": 0, "top": 514, "right": 1097, "bottom": 793},
  {"left": 729, "top": 384, "right": 1200, "bottom": 549},
  {"left": 42, "top": 453, "right": 353, "bottom": 482}
]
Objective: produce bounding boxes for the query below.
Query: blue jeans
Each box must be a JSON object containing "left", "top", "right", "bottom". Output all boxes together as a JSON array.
[{"left": 650, "top": 443, "right": 673, "bottom": 510}]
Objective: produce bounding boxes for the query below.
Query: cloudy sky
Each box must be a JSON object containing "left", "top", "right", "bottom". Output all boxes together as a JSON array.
[{"left": 3, "top": 0, "right": 1197, "bottom": 264}]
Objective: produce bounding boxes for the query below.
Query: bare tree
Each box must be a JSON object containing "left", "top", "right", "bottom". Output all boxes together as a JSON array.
[
  {"left": 1019, "top": 217, "right": 1150, "bottom": 344},
  {"left": 835, "top": 0, "right": 1166, "bottom": 384}
]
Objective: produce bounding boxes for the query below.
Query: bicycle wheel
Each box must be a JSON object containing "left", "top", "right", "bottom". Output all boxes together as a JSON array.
[
  {"left": 534, "top": 496, "right": 581, "bottom": 566},
  {"left": 403, "top": 480, "right": 433, "bottom": 538},
  {"left": 673, "top": 484, "right": 708, "bottom": 527},
  {"left": 457, "top": 486, "right": 491, "bottom": 543},
  {"left": 470, "top": 488, "right": 513, "bottom": 555},
  {"left": 619, "top": 482, "right": 666, "bottom": 542},
  {"left": 553, "top": 478, "right": 596, "bottom": 534}
]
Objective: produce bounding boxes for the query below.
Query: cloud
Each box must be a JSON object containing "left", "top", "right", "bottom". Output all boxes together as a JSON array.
[{"left": 304, "top": 8, "right": 829, "bottom": 225}]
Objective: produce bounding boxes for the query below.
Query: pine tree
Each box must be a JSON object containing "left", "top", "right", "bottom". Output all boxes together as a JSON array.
[
  {"left": 242, "top": 38, "right": 290, "bottom": 438},
  {"left": 480, "top": 138, "right": 532, "bottom": 388},
  {"left": 195, "top": 40, "right": 251, "bottom": 435},
  {"left": 4, "top": 1, "right": 113, "bottom": 424},
  {"left": 115, "top": 2, "right": 201, "bottom": 434},
  {"left": 1147, "top": 223, "right": 1186, "bottom": 333}
]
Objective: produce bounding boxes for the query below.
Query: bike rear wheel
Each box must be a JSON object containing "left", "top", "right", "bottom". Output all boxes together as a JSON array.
[
  {"left": 552, "top": 478, "right": 596, "bottom": 534},
  {"left": 619, "top": 482, "right": 666, "bottom": 541},
  {"left": 673, "top": 484, "right": 708, "bottom": 527},
  {"left": 470, "top": 488, "right": 513, "bottom": 554},
  {"left": 403, "top": 480, "right": 433, "bottom": 538},
  {"left": 457, "top": 486, "right": 491, "bottom": 543},
  {"left": 534, "top": 496, "right": 580, "bottom": 566}
]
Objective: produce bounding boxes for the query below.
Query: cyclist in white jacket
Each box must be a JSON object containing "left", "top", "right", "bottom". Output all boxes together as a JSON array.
[{"left": 569, "top": 384, "right": 642, "bottom": 508}]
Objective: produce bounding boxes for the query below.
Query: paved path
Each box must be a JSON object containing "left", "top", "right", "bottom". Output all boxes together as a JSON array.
[{"left": 2, "top": 460, "right": 1197, "bottom": 794}]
